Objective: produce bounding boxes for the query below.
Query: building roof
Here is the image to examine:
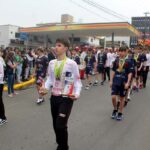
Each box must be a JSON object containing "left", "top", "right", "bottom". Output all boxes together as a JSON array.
[{"left": 19, "top": 22, "right": 140, "bottom": 37}]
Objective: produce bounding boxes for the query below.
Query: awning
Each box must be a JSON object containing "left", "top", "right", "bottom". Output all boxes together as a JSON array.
[{"left": 19, "top": 22, "right": 140, "bottom": 37}]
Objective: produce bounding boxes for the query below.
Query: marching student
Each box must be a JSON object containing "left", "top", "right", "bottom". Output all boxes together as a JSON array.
[
  {"left": 124, "top": 49, "right": 136, "bottom": 106},
  {"left": 142, "top": 50, "right": 148, "bottom": 88},
  {"left": 39, "top": 38, "right": 82, "bottom": 150},
  {"left": 110, "top": 47, "right": 133, "bottom": 121},
  {"left": 104, "top": 48, "right": 112, "bottom": 82},
  {"left": 136, "top": 49, "right": 145, "bottom": 89},
  {"left": 71, "top": 47, "right": 81, "bottom": 66},
  {"left": 94, "top": 48, "right": 107, "bottom": 86},
  {"left": 84, "top": 48, "right": 96, "bottom": 89},
  {"left": 33, "top": 48, "right": 49, "bottom": 104}
]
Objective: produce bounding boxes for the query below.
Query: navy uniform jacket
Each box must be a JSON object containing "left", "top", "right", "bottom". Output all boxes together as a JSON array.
[
  {"left": 84, "top": 55, "right": 96, "bottom": 69},
  {"left": 72, "top": 55, "right": 80, "bottom": 65},
  {"left": 97, "top": 52, "right": 107, "bottom": 67},
  {"left": 136, "top": 54, "right": 147, "bottom": 69},
  {"left": 128, "top": 55, "right": 136, "bottom": 74},
  {"left": 112, "top": 57, "right": 134, "bottom": 86},
  {"left": 35, "top": 56, "right": 49, "bottom": 78}
]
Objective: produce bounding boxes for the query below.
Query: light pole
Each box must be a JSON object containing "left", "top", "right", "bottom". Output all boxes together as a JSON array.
[{"left": 144, "top": 12, "right": 150, "bottom": 40}]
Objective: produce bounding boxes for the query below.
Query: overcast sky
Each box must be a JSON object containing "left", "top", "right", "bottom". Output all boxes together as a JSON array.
[{"left": 0, "top": 0, "right": 150, "bottom": 27}]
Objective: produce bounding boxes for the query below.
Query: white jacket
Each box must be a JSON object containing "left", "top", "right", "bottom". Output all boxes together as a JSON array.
[
  {"left": 45, "top": 58, "right": 82, "bottom": 97},
  {"left": 0, "top": 61, "right": 4, "bottom": 84}
]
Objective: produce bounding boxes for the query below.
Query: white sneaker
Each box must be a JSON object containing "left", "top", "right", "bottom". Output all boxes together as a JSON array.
[
  {"left": 36, "top": 98, "right": 45, "bottom": 104},
  {"left": 127, "top": 96, "right": 131, "bottom": 101},
  {"left": 8, "top": 94, "right": 13, "bottom": 98},
  {"left": 85, "top": 85, "right": 90, "bottom": 90},
  {"left": 13, "top": 92, "right": 19, "bottom": 95}
]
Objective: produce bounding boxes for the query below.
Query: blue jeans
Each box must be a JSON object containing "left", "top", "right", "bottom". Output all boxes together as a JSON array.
[
  {"left": 7, "top": 74, "right": 14, "bottom": 95},
  {"left": 16, "top": 64, "right": 22, "bottom": 82}
]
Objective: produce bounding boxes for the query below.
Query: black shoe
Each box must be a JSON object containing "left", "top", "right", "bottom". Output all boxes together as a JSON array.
[
  {"left": 143, "top": 84, "right": 146, "bottom": 88},
  {"left": 89, "top": 82, "right": 93, "bottom": 86},
  {"left": 93, "top": 81, "right": 98, "bottom": 86},
  {"left": 56, "top": 146, "right": 69, "bottom": 150},
  {"left": 101, "top": 81, "right": 104, "bottom": 85},
  {"left": 56, "top": 146, "right": 61, "bottom": 150},
  {"left": 127, "top": 97, "right": 131, "bottom": 102},
  {"left": 111, "top": 110, "right": 118, "bottom": 119},
  {"left": 0, "top": 119, "right": 8, "bottom": 125},
  {"left": 116, "top": 113, "right": 123, "bottom": 121}
]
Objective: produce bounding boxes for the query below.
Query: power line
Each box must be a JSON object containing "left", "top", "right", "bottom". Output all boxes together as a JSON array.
[
  {"left": 82, "top": 0, "right": 127, "bottom": 21},
  {"left": 82, "top": 0, "right": 129, "bottom": 21},
  {"left": 69, "top": 0, "right": 111, "bottom": 21}
]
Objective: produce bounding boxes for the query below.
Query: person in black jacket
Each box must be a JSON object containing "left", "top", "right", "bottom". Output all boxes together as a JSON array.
[
  {"left": 48, "top": 47, "right": 56, "bottom": 62},
  {"left": 21, "top": 51, "right": 29, "bottom": 81}
]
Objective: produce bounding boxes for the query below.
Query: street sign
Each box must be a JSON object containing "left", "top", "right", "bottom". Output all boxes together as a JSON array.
[{"left": 20, "top": 32, "right": 28, "bottom": 41}]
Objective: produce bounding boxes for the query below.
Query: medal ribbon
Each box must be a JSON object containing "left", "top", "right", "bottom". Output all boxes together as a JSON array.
[
  {"left": 118, "top": 58, "right": 125, "bottom": 72},
  {"left": 54, "top": 58, "right": 67, "bottom": 80},
  {"left": 134, "top": 54, "right": 139, "bottom": 62}
]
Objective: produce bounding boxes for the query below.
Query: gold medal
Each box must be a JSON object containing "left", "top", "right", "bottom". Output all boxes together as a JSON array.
[{"left": 117, "top": 59, "right": 125, "bottom": 72}]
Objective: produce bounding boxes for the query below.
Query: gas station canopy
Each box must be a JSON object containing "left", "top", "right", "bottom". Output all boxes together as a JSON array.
[{"left": 19, "top": 22, "right": 140, "bottom": 38}]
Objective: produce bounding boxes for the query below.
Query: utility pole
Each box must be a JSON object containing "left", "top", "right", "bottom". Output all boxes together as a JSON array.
[{"left": 144, "top": 12, "right": 150, "bottom": 40}]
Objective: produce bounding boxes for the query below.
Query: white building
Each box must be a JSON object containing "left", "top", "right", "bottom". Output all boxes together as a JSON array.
[{"left": 0, "top": 25, "right": 20, "bottom": 48}]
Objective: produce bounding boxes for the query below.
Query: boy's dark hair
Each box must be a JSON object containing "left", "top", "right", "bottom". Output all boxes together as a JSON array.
[
  {"left": 88, "top": 48, "right": 93, "bottom": 52},
  {"left": 56, "top": 38, "right": 70, "bottom": 48},
  {"left": 0, "top": 48, "right": 3, "bottom": 53},
  {"left": 119, "top": 46, "right": 127, "bottom": 51},
  {"left": 100, "top": 47, "right": 104, "bottom": 49},
  {"left": 128, "top": 49, "right": 132, "bottom": 54},
  {"left": 37, "top": 47, "right": 44, "bottom": 53}
]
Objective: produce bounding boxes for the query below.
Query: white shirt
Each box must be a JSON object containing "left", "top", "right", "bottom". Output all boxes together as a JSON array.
[
  {"left": 26, "top": 54, "right": 33, "bottom": 61},
  {"left": 146, "top": 53, "right": 150, "bottom": 66},
  {"left": 0, "top": 57, "right": 6, "bottom": 67},
  {"left": 106, "top": 52, "right": 112, "bottom": 67},
  {"left": 111, "top": 53, "right": 117, "bottom": 64},
  {"left": 45, "top": 58, "right": 82, "bottom": 97},
  {"left": 80, "top": 51, "right": 87, "bottom": 61},
  {"left": 0, "top": 61, "right": 4, "bottom": 84}
]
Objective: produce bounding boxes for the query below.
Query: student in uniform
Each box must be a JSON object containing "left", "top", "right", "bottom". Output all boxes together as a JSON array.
[
  {"left": 136, "top": 49, "right": 145, "bottom": 89},
  {"left": 104, "top": 48, "right": 111, "bottom": 82},
  {"left": 141, "top": 50, "right": 148, "bottom": 88},
  {"left": 110, "top": 47, "right": 133, "bottom": 121},
  {"left": 39, "top": 38, "right": 82, "bottom": 150},
  {"left": 94, "top": 48, "right": 107, "bottom": 85},
  {"left": 84, "top": 48, "right": 96, "bottom": 89},
  {"left": 33, "top": 48, "right": 49, "bottom": 104},
  {"left": 71, "top": 47, "right": 81, "bottom": 66},
  {"left": 124, "top": 49, "right": 136, "bottom": 106}
]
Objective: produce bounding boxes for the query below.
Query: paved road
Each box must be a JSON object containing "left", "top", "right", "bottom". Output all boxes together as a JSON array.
[{"left": 0, "top": 78, "right": 150, "bottom": 150}]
